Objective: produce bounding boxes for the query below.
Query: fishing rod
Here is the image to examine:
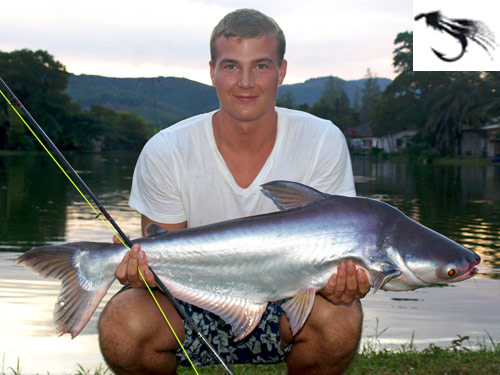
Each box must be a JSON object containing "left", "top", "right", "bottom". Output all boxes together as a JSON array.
[{"left": 0, "top": 76, "right": 234, "bottom": 375}]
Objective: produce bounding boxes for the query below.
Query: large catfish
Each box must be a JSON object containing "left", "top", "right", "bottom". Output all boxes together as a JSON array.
[{"left": 16, "top": 181, "right": 480, "bottom": 340}]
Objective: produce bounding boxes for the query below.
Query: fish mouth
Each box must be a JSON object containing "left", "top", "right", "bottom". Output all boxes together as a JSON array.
[
  {"left": 468, "top": 257, "right": 481, "bottom": 276},
  {"left": 458, "top": 256, "right": 481, "bottom": 280}
]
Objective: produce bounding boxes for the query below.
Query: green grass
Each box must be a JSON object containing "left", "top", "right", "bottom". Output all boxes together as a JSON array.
[
  {"left": 2, "top": 336, "right": 499, "bottom": 375},
  {"left": 434, "top": 157, "right": 496, "bottom": 166},
  {"left": 346, "top": 345, "right": 500, "bottom": 375},
  {"left": 177, "top": 337, "right": 500, "bottom": 375}
]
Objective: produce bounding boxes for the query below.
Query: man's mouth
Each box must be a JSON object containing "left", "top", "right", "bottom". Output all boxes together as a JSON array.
[{"left": 234, "top": 95, "right": 259, "bottom": 102}]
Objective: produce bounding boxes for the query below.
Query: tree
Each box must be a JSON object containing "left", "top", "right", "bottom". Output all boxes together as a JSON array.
[
  {"left": 0, "top": 50, "right": 73, "bottom": 150},
  {"left": 373, "top": 32, "right": 452, "bottom": 148},
  {"left": 0, "top": 49, "right": 155, "bottom": 152},
  {"left": 372, "top": 92, "right": 424, "bottom": 138},
  {"left": 480, "top": 72, "right": 500, "bottom": 118},
  {"left": 392, "top": 31, "right": 413, "bottom": 74},
  {"left": 102, "top": 111, "right": 153, "bottom": 151},
  {"left": 59, "top": 111, "right": 104, "bottom": 151},
  {"left": 276, "top": 89, "right": 296, "bottom": 109},
  {"left": 359, "top": 68, "right": 382, "bottom": 121},
  {"left": 423, "top": 72, "right": 493, "bottom": 155},
  {"left": 310, "top": 77, "right": 356, "bottom": 129},
  {"left": 375, "top": 30, "right": 499, "bottom": 157}
]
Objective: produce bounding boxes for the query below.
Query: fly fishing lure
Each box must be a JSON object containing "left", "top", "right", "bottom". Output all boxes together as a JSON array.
[{"left": 415, "top": 11, "right": 496, "bottom": 62}]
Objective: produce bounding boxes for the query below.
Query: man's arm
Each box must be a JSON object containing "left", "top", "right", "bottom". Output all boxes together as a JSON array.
[
  {"left": 141, "top": 215, "right": 187, "bottom": 235},
  {"left": 114, "top": 215, "right": 187, "bottom": 288}
]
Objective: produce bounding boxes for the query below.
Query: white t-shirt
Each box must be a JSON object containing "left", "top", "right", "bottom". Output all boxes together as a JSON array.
[{"left": 129, "top": 107, "right": 356, "bottom": 228}]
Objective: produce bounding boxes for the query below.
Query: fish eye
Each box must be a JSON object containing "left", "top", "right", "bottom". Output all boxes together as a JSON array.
[{"left": 447, "top": 268, "right": 456, "bottom": 277}]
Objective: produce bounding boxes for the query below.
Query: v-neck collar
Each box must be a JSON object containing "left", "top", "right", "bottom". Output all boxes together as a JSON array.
[{"left": 205, "top": 108, "right": 283, "bottom": 196}]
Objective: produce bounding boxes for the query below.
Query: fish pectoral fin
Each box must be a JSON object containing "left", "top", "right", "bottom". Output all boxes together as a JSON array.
[
  {"left": 282, "top": 287, "right": 316, "bottom": 336},
  {"left": 261, "top": 181, "right": 327, "bottom": 211},
  {"left": 145, "top": 223, "right": 169, "bottom": 237},
  {"left": 369, "top": 267, "right": 402, "bottom": 293},
  {"left": 217, "top": 300, "right": 268, "bottom": 342},
  {"left": 163, "top": 282, "right": 267, "bottom": 342}
]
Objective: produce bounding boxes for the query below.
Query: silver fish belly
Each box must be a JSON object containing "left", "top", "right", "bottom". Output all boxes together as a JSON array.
[{"left": 16, "top": 180, "right": 480, "bottom": 340}]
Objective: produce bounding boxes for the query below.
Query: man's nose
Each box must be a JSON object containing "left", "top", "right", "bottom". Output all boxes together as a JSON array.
[{"left": 238, "top": 68, "right": 255, "bottom": 88}]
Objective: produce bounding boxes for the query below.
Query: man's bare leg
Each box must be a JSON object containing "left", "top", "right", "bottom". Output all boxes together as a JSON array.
[
  {"left": 98, "top": 288, "right": 185, "bottom": 375},
  {"left": 281, "top": 295, "right": 363, "bottom": 375}
]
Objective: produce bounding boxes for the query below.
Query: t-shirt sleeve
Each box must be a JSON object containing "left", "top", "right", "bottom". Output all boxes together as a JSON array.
[
  {"left": 128, "top": 135, "right": 187, "bottom": 224},
  {"left": 309, "top": 124, "right": 356, "bottom": 197}
]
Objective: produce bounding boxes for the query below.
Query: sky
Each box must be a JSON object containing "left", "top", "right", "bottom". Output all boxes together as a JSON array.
[{"left": 1, "top": 0, "right": 413, "bottom": 85}]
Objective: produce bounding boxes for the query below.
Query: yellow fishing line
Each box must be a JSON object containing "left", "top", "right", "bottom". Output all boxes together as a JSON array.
[{"left": 0, "top": 88, "right": 200, "bottom": 374}]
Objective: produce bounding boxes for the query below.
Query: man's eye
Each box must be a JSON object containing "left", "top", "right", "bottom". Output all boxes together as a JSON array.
[
  {"left": 225, "top": 64, "right": 236, "bottom": 70},
  {"left": 257, "top": 64, "right": 268, "bottom": 69}
]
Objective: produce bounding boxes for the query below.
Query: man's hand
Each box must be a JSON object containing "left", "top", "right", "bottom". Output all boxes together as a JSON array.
[
  {"left": 113, "top": 218, "right": 186, "bottom": 289},
  {"left": 320, "top": 260, "right": 370, "bottom": 304},
  {"left": 115, "top": 244, "right": 157, "bottom": 288}
]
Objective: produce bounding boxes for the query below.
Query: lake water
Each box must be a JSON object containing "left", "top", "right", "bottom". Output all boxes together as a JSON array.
[{"left": 1, "top": 153, "right": 499, "bottom": 374}]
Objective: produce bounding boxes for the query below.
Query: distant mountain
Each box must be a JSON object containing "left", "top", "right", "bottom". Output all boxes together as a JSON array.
[
  {"left": 65, "top": 74, "right": 391, "bottom": 128},
  {"left": 278, "top": 76, "right": 392, "bottom": 107},
  {"left": 65, "top": 74, "right": 219, "bottom": 126}
]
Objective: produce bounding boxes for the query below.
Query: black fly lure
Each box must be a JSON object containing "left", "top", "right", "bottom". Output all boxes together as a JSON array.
[{"left": 415, "top": 11, "right": 496, "bottom": 62}]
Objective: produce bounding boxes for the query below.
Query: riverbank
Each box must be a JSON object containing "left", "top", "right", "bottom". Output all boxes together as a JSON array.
[
  {"left": 3, "top": 343, "right": 499, "bottom": 375},
  {"left": 351, "top": 151, "right": 500, "bottom": 166},
  {"left": 177, "top": 340, "right": 500, "bottom": 375},
  {"left": 435, "top": 157, "right": 499, "bottom": 166}
]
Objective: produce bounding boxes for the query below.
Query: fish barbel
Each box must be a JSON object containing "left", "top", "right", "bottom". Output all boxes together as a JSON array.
[{"left": 16, "top": 181, "right": 480, "bottom": 340}]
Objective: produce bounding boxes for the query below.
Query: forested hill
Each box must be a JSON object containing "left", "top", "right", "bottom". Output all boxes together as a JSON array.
[
  {"left": 278, "top": 76, "right": 391, "bottom": 107},
  {"left": 65, "top": 74, "right": 219, "bottom": 126},
  {"left": 65, "top": 74, "right": 391, "bottom": 127}
]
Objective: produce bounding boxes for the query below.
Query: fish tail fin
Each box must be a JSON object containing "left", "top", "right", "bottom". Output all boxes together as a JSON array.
[{"left": 16, "top": 243, "right": 116, "bottom": 338}]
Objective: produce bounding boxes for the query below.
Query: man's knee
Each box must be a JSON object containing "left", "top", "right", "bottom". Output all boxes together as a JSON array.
[
  {"left": 316, "top": 299, "right": 362, "bottom": 370},
  {"left": 98, "top": 289, "right": 184, "bottom": 374},
  {"left": 286, "top": 297, "right": 363, "bottom": 374},
  {"left": 98, "top": 291, "right": 149, "bottom": 369},
  {"left": 317, "top": 299, "right": 362, "bottom": 351}
]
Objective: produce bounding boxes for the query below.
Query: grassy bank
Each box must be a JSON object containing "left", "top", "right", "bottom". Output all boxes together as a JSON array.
[
  {"left": 434, "top": 157, "right": 497, "bottom": 166},
  {"left": 3, "top": 341, "right": 499, "bottom": 375},
  {"left": 177, "top": 343, "right": 500, "bottom": 375}
]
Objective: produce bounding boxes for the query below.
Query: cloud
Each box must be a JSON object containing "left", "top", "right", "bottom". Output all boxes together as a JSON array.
[{"left": 1, "top": 0, "right": 412, "bottom": 84}]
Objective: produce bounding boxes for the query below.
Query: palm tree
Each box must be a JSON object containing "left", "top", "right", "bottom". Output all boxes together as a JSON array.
[{"left": 423, "top": 72, "right": 492, "bottom": 155}]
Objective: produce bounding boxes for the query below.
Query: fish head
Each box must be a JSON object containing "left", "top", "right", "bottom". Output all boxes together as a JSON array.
[{"left": 382, "top": 213, "right": 480, "bottom": 290}]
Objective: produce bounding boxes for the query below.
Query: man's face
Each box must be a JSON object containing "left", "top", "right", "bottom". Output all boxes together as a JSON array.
[{"left": 210, "top": 35, "right": 287, "bottom": 123}]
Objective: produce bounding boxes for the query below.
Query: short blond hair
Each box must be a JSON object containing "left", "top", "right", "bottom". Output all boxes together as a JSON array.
[{"left": 210, "top": 9, "right": 286, "bottom": 66}]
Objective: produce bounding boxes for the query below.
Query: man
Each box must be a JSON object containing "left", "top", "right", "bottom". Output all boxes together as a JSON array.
[{"left": 98, "top": 8, "right": 370, "bottom": 375}]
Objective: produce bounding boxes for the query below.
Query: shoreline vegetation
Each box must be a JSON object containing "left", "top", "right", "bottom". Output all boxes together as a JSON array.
[
  {"left": 1, "top": 149, "right": 499, "bottom": 167},
  {"left": 3, "top": 336, "right": 499, "bottom": 375}
]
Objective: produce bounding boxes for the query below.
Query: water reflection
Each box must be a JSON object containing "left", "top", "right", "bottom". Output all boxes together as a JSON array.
[
  {"left": 362, "top": 277, "right": 500, "bottom": 350},
  {"left": 1, "top": 251, "right": 121, "bottom": 373},
  {"left": 0, "top": 152, "right": 141, "bottom": 249}
]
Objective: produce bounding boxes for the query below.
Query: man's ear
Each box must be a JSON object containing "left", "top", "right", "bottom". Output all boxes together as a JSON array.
[
  {"left": 278, "top": 59, "right": 287, "bottom": 85},
  {"left": 209, "top": 60, "right": 216, "bottom": 86}
]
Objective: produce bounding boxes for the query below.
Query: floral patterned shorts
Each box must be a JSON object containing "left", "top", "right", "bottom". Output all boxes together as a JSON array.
[
  {"left": 175, "top": 299, "right": 291, "bottom": 366},
  {"left": 117, "top": 286, "right": 291, "bottom": 366}
]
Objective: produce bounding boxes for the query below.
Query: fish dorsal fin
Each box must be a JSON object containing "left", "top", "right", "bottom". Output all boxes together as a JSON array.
[
  {"left": 282, "top": 287, "right": 316, "bottom": 336},
  {"left": 161, "top": 281, "right": 267, "bottom": 342},
  {"left": 369, "top": 267, "right": 402, "bottom": 293},
  {"left": 145, "top": 223, "right": 168, "bottom": 237},
  {"left": 261, "top": 181, "right": 327, "bottom": 211}
]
